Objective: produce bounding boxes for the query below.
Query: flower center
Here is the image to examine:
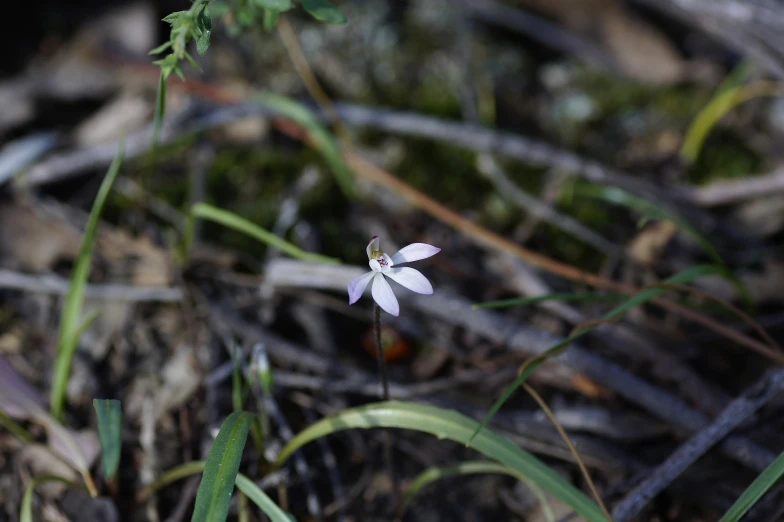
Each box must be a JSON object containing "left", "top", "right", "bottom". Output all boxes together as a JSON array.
[{"left": 370, "top": 250, "right": 393, "bottom": 272}]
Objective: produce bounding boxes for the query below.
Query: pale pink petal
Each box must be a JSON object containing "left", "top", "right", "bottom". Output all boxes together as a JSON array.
[
  {"left": 371, "top": 274, "right": 399, "bottom": 316},
  {"left": 386, "top": 267, "right": 433, "bottom": 295},
  {"left": 366, "top": 236, "right": 380, "bottom": 259},
  {"left": 369, "top": 259, "right": 382, "bottom": 272},
  {"left": 347, "top": 271, "right": 375, "bottom": 304},
  {"left": 390, "top": 243, "right": 441, "bottom": 264}
]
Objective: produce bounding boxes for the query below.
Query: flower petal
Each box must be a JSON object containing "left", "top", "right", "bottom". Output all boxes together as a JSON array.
[
  {"left": 372, "top": 273, "right": 400, "bottom": 316},
  {"left": 369, "top": 259, "right": 382, "bottom": 272},
  {"left": 390, "top": 243, "right": 441, "bottom": 264},
  {"left": 347, "top": 271, "right": 375, "bottom": 304},
  {"left": 386, "top": 267, "right": 433, "bottom": 295},
  {"left": 366, "top": 236, "right": 380, "bottom": 259}
]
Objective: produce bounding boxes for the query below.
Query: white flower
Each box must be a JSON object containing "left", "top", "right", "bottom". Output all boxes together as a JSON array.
[{"left": 347, "top": 236, "right": 440, "bottom": 316}]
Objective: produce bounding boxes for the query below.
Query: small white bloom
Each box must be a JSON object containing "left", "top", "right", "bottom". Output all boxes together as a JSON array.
[{"left": 347, "top": 236, "right": 440, "bottom": 316}]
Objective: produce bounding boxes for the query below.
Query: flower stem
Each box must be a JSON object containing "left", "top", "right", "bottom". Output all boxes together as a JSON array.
[
  {"left": 374, "top": 303, "right": 390, "bottom": 401},
  {"left": 373, "top": 303, "right": 400, "bottom": 505}
]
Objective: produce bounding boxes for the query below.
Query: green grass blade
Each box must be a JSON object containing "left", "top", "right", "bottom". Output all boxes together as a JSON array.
[
  {"left": 253, "top": 92, "right": 356, "bottom": 198},
  {"left": 402, "top": 460, "right": 553, "bottom": 520},
  {"left": 575, "top": 183, "right": 723, "bottom": 265},
  {"left": 93, "top": 399, "right": 123, "bottom": 481},
  {"left": 137, "top": 461, "right": 207, "bottom": 501},
  {"left": 473, "top": 293, "right": 623, "bottom": 310},
  {"left": 235, "top": 474, "right": 296, "bottom": 522},
  {"left": 189, "top": 202, "right": 340, "bottom": 264},
  {"left": 20, "top": 475, "right": 81, "bottom": 522},
  {"left": 136, "top": 462, "right": 294, "bottom": 521},
  {"left": 153, "top": 71, "right": 166, "bottom": 146},
  {"left": 681, "top": 79, "right": 782, "bottom": 164},
  {"left": 719, "top": 449, "right": 784, "bottom": 522},
  {"left": 50, "top": 144, "right": 124, "bottom": 421},
  {"left": 469, "top": 264, "right": 727, "bottom": 444},
  {"left": 275, "top": 401, "right": 607, "bottom": 522},
  {"left": 192, "top": 411, "right": 254, "bottom": 522}
]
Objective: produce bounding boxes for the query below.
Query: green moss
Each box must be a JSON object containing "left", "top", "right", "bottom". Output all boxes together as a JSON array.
[{"left": 687, "top": 129, "right": 762, "bottom": 185}]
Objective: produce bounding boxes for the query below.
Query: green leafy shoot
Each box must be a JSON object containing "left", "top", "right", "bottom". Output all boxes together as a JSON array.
[
  {"left": 253, "top": 92, "right": 357, "bottom": 198},
  {"left": 21, "top": 475, "right": 81, "bottom": 522},
  {"left": 301, "top": 0, "right": 347, "bottom": 24},
  {"left": 182, "top": 202, "right": 340, "bottom": 265},
  {"left": 468, "top": 265, "right": 728, "bottom": 444},
  {"left": 93, "top": 399, "right": 123, "bottom": 481},
  {"left": 192, "top": 412, "right": 254, "bottom": 522},
  {"left": 473, "top": 292, "right": 623, "bottom": 310},
  {"left": 402, "top": 461, "right": 553, "bottom": 520},
  {"left": 275, "top": 401, "right": 607, "bottom": 522},
  {"left": 137, "top": 461, "right": 295, "bottom": 522},
  {"left": 50, "top": 144, "right": 123, "bottom": 421},
  {"left": 719, "top": 449, "right": 784, "bottom": 522}
]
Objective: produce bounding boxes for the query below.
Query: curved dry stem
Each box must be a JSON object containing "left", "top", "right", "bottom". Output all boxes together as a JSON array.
[{"left": 523, "top": 383, "right": 612, "bottom": 522}]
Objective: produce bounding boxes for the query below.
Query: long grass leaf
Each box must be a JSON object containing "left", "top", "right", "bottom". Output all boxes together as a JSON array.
[
  {"left": 275, "top": 401, "right": 607, "bottom": 522},
  {"left": 235, "top": 474, "right": 296, "bottom": 522},
  {"left": 189, "top": 202, "right": 339, "bottom": 264},
  {"left": 153, "top": 71, "right": 167, "bottom": 146},
  {"left": 192, "top": 411, "right": 253, "bottom": 522},
  {"left": 468, "top": 265, "right": 726, "bottom": 444},
  {"left": 20, "top": 475, "right": 81, "bottom": 522},
  {"left": 254, "top": 92, "right": 356, "bottom": 198},
  {"left": 719, "top": 449, "right": 784, "bottom": 522},
  {"left": 50, "top": 143, "right": 123, "bottom": 421}
]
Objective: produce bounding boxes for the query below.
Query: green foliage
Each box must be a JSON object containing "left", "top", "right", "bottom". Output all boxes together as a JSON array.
[
  {"left": 139, "top": 461, "right": 295, "bottom": 521},
  {"left": 301, "top": 0, "right": 346, "bottom": 24},
  {"left": 469, "top": 265, "right": 730, "bottom": 444},
  {"left": 276, "top": 401, "right": 608, "bottom": 522},
  {"left": 253, "top": 92, "right": 357, "bottom": 198},
  {"left": 573, "top": 183, "right": 724, "bottom": 264},
  {"left": 93, "top": 399, "right": 123, "bottom": 481},
  {"left": 182, "top": 202, "right": 340, "bottom": 264},
  {"left": 719, "top": 449, "right": 784, "bottom": 522},
  {"left": 193, "top": 412, "right": 254, "bottom": 522},
  {"left": 51, "top": 145, "right": 123, "bottom": 421},
  {"left": 20, "top": 475, "right": 80, "bottom": 522}
]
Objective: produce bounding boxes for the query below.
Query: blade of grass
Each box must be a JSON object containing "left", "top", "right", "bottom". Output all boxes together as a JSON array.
[
  {"left": 235, "top": 474, "right": 296, "bottom": 522},
  {"left": 93, "top": 399, "right": 122, "bottom": 481},
  {"left": 50, "top": 144, "right": 124, "bottom": 421},
  {"left": 136, "top": 461, "right": 207, "bottom": 501},
  {"left": 573, "top": 183, "right": 724, "bottom": 265},
  {"left": 274, "top": 401, "right": 608, "bottom": 522},
  {"left": 192, "top": 411, "right": 254, "bottom": 522},
  {"left": 253, "top": 92, "right": 356, "bottom": 198},
  {"left": 186, "top": 202, "right": 340, "bottom": 265},
  {"left": 681, "top": 81, "right": 784, "bottom": 164},
  {"left": 719, "top": 449, "right": 784, "bottom": 522},
  {"left": 136, "top": 461, "right": 295, "bottom": 521},
  {"left": 20, "top": 475, "right": 82, "bottom": 522},
  {"left": 468, "top": 264, "right": 727, "bottom": 445},
  {"left": 401, "top": 460, "right": 554, "bottom": 521},
  {"left": 473, "top": 292, "right": 623, "bottom": 310}
]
